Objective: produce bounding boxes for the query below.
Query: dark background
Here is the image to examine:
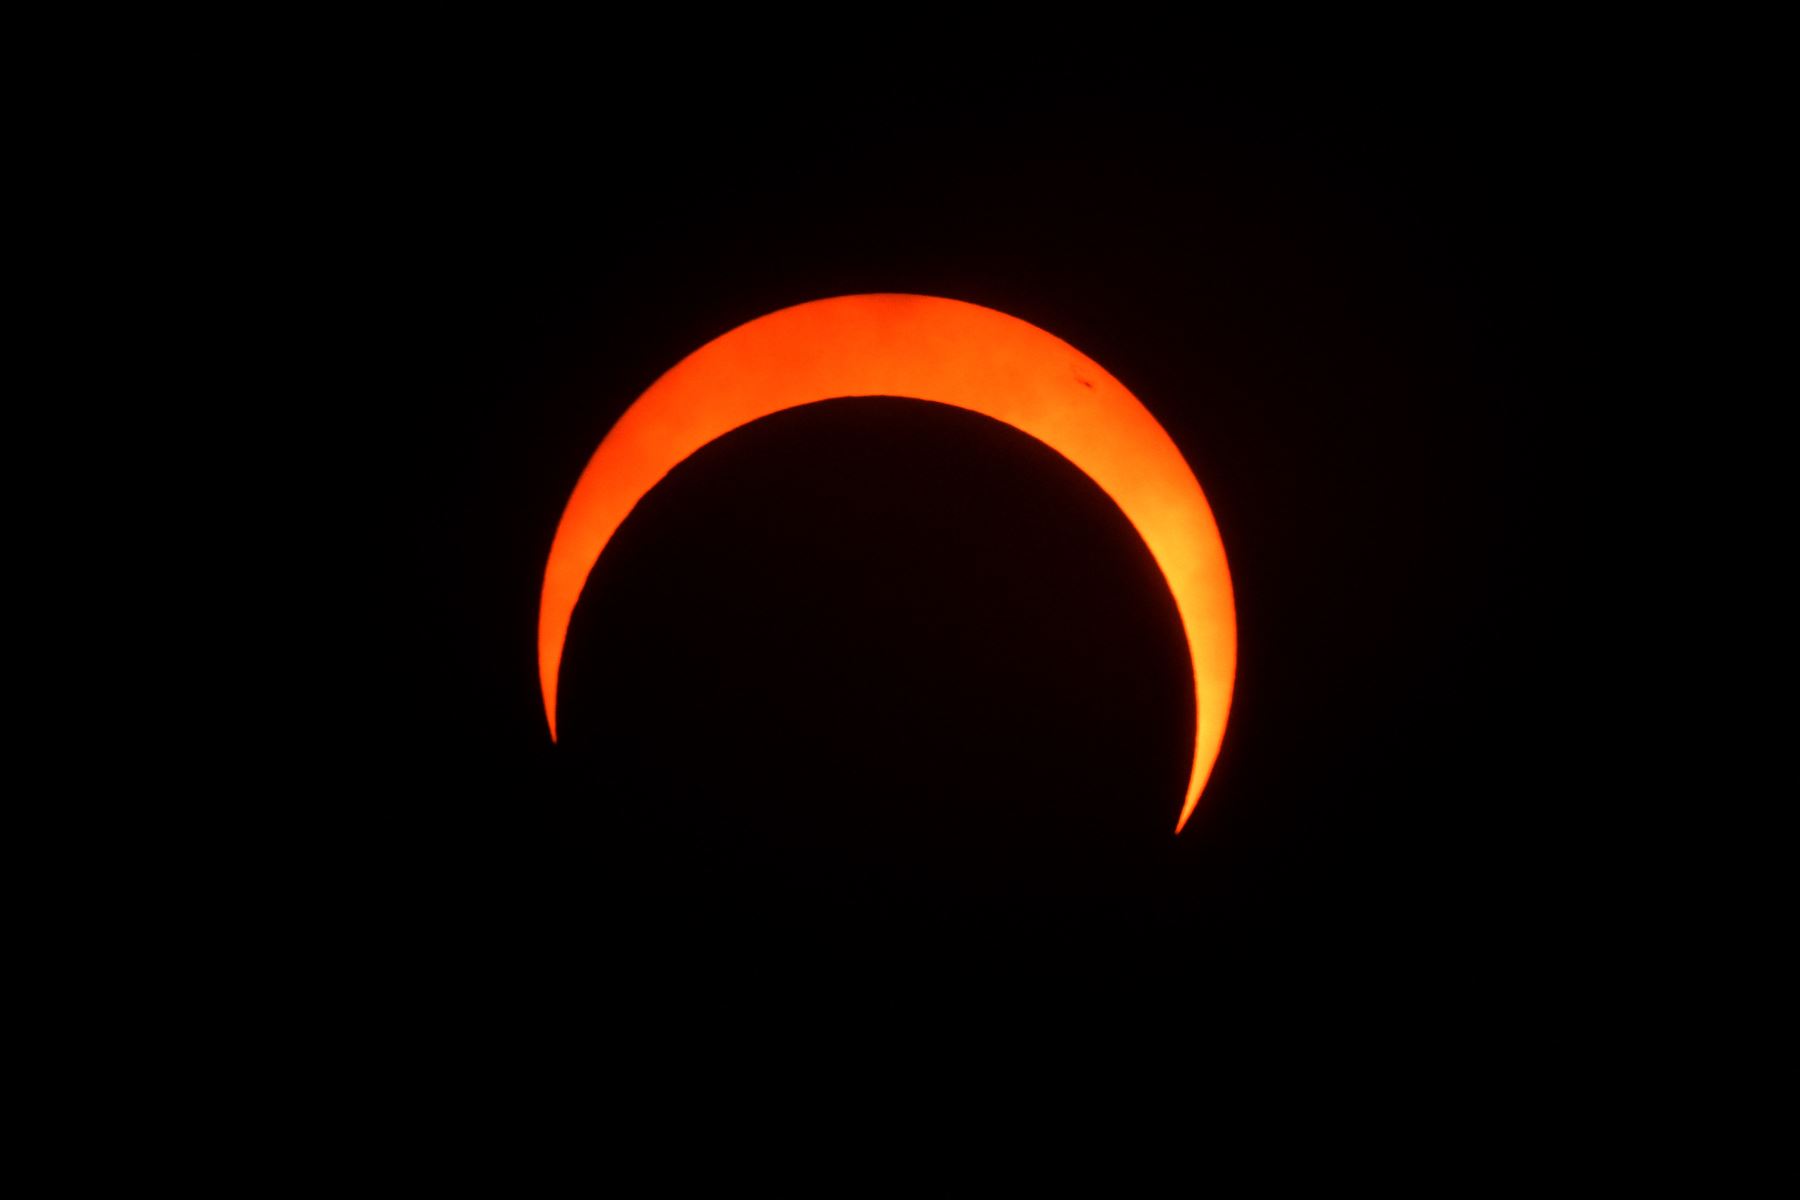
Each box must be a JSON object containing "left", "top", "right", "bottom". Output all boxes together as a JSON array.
[{"left": 327, "top": 75, "right": 1576, "bottom": 1027}]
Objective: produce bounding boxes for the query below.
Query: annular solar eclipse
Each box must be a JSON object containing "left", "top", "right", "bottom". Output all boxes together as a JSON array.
[{"left": 539, "top": 294, "right": 1236, "bottom": 832}]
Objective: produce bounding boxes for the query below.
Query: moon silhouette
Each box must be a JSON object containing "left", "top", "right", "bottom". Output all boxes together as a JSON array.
[{"left": 540, "top": 294, "right": 1235, "bottom": 833}]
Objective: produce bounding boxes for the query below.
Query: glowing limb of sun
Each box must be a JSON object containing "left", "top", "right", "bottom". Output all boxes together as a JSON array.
[{"left": 540, "top": 294, "right": 1235, "bottom": 833}]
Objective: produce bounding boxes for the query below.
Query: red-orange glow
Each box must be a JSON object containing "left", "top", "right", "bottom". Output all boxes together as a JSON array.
[{"left": 540, "top": 295, "right": 1235, "bottom": 833}]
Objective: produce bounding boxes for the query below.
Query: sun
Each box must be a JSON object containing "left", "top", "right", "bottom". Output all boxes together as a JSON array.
[{"left": 540, "top": 294, "right": 1235, "bottom": 832}]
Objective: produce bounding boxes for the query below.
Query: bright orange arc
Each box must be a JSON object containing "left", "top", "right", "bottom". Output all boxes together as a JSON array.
[{"left": 540, "top": 294, "right": 1235, "bottom": 833}]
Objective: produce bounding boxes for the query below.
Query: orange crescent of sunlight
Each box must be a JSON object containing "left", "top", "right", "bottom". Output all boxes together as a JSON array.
[{"left": 539, "top": 294, "right": 1236, "bottom": 834}]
